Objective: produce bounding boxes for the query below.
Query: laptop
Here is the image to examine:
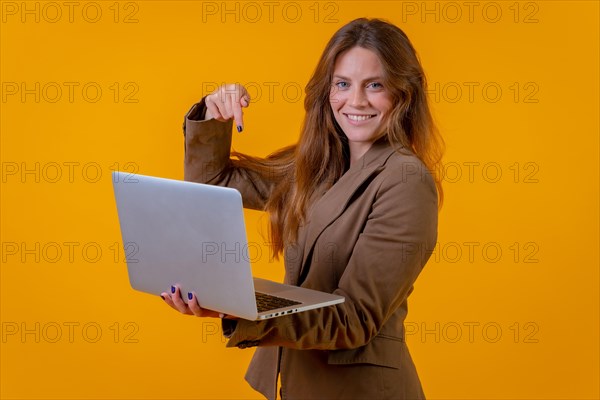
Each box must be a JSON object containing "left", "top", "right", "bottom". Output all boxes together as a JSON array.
[{"left": 112, "top": 172, "right": 345, "bottom": 320}]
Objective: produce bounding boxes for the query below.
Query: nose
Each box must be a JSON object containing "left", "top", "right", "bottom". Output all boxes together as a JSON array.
[{"left": 349, "top": 87, "right": 368, "bottom": 108}]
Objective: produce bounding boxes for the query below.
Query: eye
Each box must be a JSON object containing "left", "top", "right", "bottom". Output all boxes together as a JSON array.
[
  {"left": 367, "top": 82, "right": 383, "bottom": 89},
  {"left": 334, "top": 81, "right": 349, "bottom": 89}
]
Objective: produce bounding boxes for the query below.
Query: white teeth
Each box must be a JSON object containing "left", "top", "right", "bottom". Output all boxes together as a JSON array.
[{"left": 346, "top": 114, "right": 374, "bottom": 121}]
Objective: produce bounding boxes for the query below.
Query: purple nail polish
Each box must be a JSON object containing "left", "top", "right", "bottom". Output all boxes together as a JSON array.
[
  {"left": 187, "top": 292, "right": 193, "bottom": 300},
  {"left": 171, "top": 286, "right": 175, "bottom": 294},
  {"left": 237, "top": 125, "right": 243, "bottom": 133}
]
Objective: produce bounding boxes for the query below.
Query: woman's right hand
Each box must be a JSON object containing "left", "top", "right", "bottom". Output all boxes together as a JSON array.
[{"left": 204, "top": 84, "right": 251, "bottom": 132}]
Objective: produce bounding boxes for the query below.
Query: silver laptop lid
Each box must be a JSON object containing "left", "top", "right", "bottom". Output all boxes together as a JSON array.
[{"left": 112, "top": 172, "right": 259, "bottom": 320}]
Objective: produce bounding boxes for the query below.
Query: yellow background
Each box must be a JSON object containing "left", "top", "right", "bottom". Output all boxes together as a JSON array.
[{"left": 1, "top": 1, "right": 598, "bottom": 399}]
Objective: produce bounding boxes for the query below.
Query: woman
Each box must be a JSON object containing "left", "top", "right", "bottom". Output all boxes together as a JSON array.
[{"left": 162, "top": 18, "right": 443, "bottom": 400}]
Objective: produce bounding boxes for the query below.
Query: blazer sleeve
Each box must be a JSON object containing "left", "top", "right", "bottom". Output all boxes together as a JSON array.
[
  {"left": 225, "top": 160, "right": 438, "bottom": 350},
  {"left": 183, "top": 99, "right": 277, "bottom": 211}
]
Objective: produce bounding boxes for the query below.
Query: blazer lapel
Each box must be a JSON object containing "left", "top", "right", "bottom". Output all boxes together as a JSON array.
[{"left": 296, "top": 139, "right": 398, "bottom": 283}]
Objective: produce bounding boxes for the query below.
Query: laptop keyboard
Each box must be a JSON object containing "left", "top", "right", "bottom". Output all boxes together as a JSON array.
[{"left": 255, "top": 292, "right": 301, "bottom": 313}]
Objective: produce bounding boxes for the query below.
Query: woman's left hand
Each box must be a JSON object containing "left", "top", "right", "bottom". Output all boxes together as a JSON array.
[{"left": 160, "top": 285, "right": 222, "bottom": 318}]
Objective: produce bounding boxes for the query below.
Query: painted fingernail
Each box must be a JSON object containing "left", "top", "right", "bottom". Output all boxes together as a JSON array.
[
  {"left": 237, "top": 125, "right": 243, "bottom": 133},
  {"left": 187, "top": 292, "right": 193, "bottom": 300},
  {"left": 171, "top": 286, "right": 175, "bottom": 294}
]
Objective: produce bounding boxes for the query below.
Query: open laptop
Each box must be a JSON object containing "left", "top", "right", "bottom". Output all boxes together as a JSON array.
[{"left": 112, "top": 172, "right": 344, "bottom": 320}]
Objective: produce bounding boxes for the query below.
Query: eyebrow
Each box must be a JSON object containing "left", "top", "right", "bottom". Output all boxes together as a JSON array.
[{"left": 332, "top": 75, "right": 384, "bottom": 83}]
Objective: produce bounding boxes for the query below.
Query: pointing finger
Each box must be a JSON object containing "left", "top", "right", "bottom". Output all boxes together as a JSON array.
[{"left": 233, "top": 97, "right": 244, "bottom": 133}]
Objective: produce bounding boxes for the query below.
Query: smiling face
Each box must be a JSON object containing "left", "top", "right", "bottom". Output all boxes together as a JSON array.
[{"left": 329, "top": 46, "right": 394, "bottom": 163}]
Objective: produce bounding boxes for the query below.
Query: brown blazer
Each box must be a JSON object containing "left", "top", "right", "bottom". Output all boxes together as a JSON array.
[{"left": 183, "top": 100, "right": 438, "bottom": 400}]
